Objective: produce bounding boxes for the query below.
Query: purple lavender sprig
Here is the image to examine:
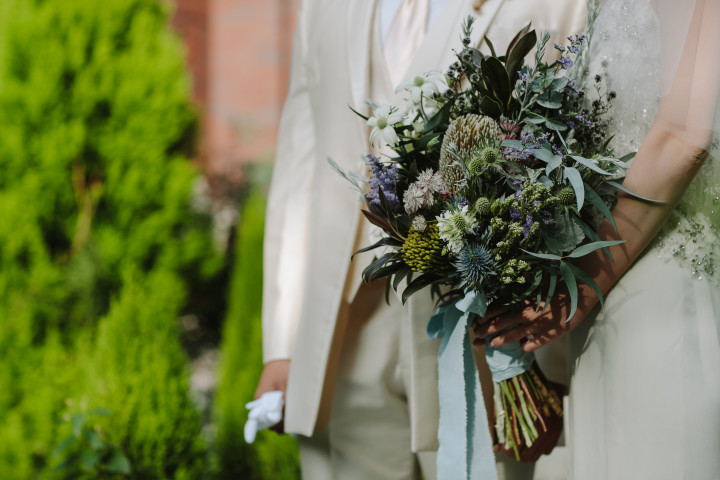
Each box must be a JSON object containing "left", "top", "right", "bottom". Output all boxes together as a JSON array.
[{"left": 366, "top": 154, "right": 401, "bottom": 212}]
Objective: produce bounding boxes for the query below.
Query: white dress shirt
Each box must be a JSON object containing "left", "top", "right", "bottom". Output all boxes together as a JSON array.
[{"left": 379, "top": 0, "right": 448, "bottom": 45}]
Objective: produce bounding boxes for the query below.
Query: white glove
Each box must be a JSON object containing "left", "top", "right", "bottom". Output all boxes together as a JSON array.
[{"left": 244, "top": 390, "right": 284, "bottom": 443}]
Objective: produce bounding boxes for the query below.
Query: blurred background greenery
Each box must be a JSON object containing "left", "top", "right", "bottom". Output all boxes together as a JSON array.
[{"left": 0, "top": 0, "right": 299, "bottom": 477}]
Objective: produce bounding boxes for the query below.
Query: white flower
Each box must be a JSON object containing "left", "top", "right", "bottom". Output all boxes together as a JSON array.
[
  {"left": 446, "top": 239, "right": 465, "bottom": 255},
  {"left": 437, "top": 205, "right": 478, "bottom": 254},
  {"left": 396, "top": 71, "right": 445, "bottom": 105},
  {"left": 416, "top": 168, "right": 446, "bottom": 194},
  {"left": 402, "top": 169, "right": 447, "bottom": 214},
  {"left": 403, "top": 183, "right": 426, "bottom": 214},
  {"left": 411, "top": 215, "right": 427, "bottom": 232},
  {"left": 367, "top": 104, "right": 405, "bottom": 147}
]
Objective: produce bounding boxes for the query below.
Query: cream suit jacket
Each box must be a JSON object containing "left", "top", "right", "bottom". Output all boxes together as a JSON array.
[{"left": 262, "top": 0, "right": 586, "bottom": 451}]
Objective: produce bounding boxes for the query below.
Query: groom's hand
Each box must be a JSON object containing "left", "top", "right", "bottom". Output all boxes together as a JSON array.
[{"left": 254, "top": 359, "right": 290, "bottom": 433}]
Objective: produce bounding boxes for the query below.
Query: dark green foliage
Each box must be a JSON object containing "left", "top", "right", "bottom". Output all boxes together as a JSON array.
[
  {"left": 213, "top": 187, "right": 301, "bottom": 480},
  {"left": 0, "top": 0, "right": 222, "bottom": 477}
]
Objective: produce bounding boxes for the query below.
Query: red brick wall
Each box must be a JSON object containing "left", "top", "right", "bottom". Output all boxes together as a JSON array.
[
  {"left": 172, "top": 0, "right": 299, "bottom": 181},
  {"left": 171, "top": 0, "right": 208, "bottom": 106}
]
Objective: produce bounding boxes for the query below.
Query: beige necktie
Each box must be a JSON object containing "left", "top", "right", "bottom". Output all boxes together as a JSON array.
[{"left": 383, "top": 0, "right": 430, "bottom": 87}]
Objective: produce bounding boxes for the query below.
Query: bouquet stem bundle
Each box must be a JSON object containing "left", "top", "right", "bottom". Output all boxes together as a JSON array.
[{"left": 494, "top": 363, "right": 563, "bottom": 459}]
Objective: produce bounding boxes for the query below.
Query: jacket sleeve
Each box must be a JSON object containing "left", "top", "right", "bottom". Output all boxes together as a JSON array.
[{"left": 261, "top": 1, "right": 317, "bottom": 364}]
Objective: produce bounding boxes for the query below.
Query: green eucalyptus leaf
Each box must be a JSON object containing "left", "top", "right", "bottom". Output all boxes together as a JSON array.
[
  {"left": 518, "top": 269, "right": 544, "bottom": 299},
  {"left": 501, "top": 139, "right": 523, "bottom": 148},
  {"left": 543, "top": 210, "right": 584, "bottom": 254},
  {"left": 543, "top": 270, "right": 558, "bottom": 312},
  {"left": 559, "top": 261, "right": 578, "bottom": 321},
  {"left": 551, "top": 77, "right": 569, "bottom": 91},
  {"left": 601, "top": 134, "right": 616, "bottom": 153},
  {"left": 618, "top": 151, "right": 637, "bottom": 163},
  {"left": 568, "top": 240, "right": 625, "bottom": 258},
  {"left": 565, "top": 262, "right": 605, "bottom": 308},
  {"left": 584, "top": 187, "right": 616, "bottom": 230},
  {"left": 546, "top": 155, "right": 562, "bottom": 175},
  {"left": 524, "top": 116, "right": 546, "bottom": 125},
  {"left": 575, "top": 217, "right": 616, "bottom": 263},
  {"left": 544, "top": 117, "right": 568, "bottom": 131},
  {"left": 607, "top": 180, "right": 664, "bottom": 204},
  {"left": 570, "top": 155, "right": 611, "bottom": 175},
  {"left": 520, "top": 249, "right": 562, "bottom": 261},
  {"left": 536, "top": 90, "right": 563, "bottom": 109},
  {"left": 532, "top": 147, "right": 554, "bottom": 162},
  {"left": 563, "top": 166, "right": 585, "bottom": 209}
]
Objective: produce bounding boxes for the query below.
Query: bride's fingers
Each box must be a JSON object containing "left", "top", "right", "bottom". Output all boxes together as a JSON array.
[
  {"left": 489, "top": 324, "right": 536, "bottom": 347},
  {"left": 474, "top": 313, "right": 523, "bottom": 339}
]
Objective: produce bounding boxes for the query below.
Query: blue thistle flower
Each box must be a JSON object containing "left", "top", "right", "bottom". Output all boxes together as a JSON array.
[{"left": 455, "top": 243, "right": 496, "bottom": 287}]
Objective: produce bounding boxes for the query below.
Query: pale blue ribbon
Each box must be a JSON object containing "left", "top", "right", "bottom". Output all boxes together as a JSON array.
[
  {"left": 427, "top": 290, "right": 498, "bottom": 480},
  {"left": 485, "top": 337, "right": 535, "bottom": 382}
]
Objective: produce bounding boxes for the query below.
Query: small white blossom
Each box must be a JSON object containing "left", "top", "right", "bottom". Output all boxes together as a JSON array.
[
  {"left": 437, "top": 205, "right": 478, "bottom": 254},
  {"left": 416, "top": 168, "right": 446, "bottom": 194},
  {"left": 403, "top": 183, "right": 425, "bottom": 214},
  {"left": 412, "top": 215, "right": 427, "bottom": 232},
  {"left": 446, "top": 239, "right": 465, "bottom": 255},
  {"left": 367, "top": 104, "right": 405, "bottom": 147},
  {"left": 402, "top": 169, "right": 446, "bottom": 214},
  {"left": 396, "top": 71, "right": 446, "bottom": 105}
]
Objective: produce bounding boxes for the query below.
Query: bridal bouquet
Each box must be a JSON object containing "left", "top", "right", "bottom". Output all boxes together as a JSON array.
[{"left": 334, "top": 14, "right": 636, "bottom": 468}]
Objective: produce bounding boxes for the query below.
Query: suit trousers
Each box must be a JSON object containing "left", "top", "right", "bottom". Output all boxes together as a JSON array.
[
  {"left": 296, "top": 278, "right": 570, "bottom": 480},
  {"left": 297, "top": 278, "right": 438, "bottom": 480}
]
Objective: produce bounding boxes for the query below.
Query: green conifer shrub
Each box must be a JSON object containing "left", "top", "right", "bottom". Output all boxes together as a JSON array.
[
  {"left": 213, "top": 187, "right": 301, "bottom": 480},
  {"left": 90, "top": 271, "right": 206, "bottom": 480},
  {"left": 0, "top": 0, "right": 223, "bottom": 477}
]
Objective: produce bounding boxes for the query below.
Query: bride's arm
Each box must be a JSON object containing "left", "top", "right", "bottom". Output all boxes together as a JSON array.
[{"left": 475, "top": 0, "right": 720, "bottom": 350}]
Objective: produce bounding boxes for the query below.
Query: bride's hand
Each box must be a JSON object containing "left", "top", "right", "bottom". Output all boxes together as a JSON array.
[{"left": 474, "top": 284, "right": 598, "bottom": 352}]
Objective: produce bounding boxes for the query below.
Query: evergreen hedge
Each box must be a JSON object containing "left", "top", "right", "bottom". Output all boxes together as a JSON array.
[
  {"left": 0, "top": 0, "right": 222, "bottom": 477},
  {"left": 213, "top": 186, "right": 301, "bottom": 480}
]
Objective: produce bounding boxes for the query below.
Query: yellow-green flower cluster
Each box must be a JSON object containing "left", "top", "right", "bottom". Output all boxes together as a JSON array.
[
  {"left": 498, "top": 259, "right": 531, "bottom": 285},
  {"left": 402, "top": 223, "right": 444, "bottom": 273}
]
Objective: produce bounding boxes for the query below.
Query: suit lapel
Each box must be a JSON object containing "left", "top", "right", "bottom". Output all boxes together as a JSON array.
[{"left": 346, "top": 0, "right": 378, "bottom": 115}]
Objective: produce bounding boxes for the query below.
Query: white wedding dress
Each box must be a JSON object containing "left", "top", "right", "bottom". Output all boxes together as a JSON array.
[{"left": 568, "top": 0, "right": 720, "bottom": 478}]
